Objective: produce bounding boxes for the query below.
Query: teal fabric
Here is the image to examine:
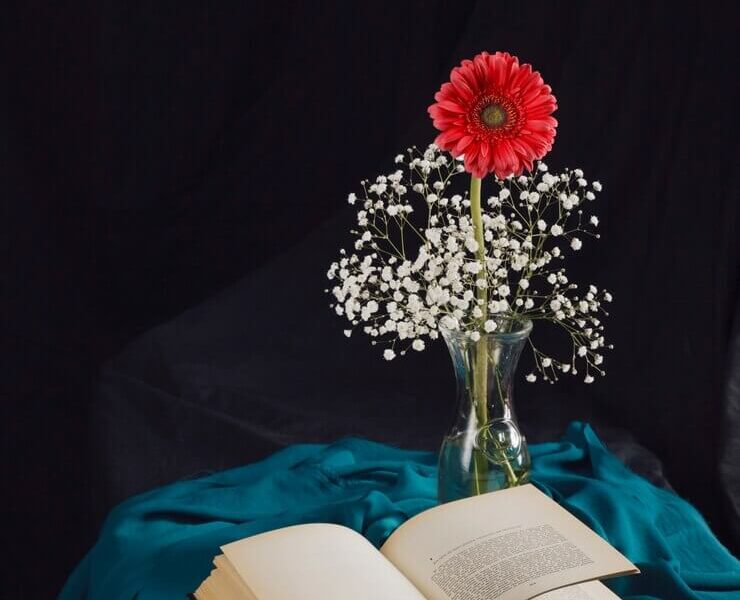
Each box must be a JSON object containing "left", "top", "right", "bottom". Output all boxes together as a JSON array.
[{"left": 61, "top": 422, "right": 740, "bottom": 599}]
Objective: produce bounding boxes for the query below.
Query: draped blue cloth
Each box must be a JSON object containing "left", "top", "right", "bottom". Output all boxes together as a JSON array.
[{"left": 60, "top": 423, "right": 740, "bottom": 599}]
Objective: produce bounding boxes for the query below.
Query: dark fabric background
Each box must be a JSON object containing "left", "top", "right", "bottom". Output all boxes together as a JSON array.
[{"left": 3, "top": 1, "right": 739, "bottom": 597}]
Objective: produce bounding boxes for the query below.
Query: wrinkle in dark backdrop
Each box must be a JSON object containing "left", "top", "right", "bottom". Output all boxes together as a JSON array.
[{"left": 2, "top": 1, "right": 739, "bottom": 597}]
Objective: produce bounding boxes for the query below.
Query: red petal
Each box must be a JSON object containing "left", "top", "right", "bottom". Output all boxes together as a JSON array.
[
  {"left": 435, "top": 99, "right": 465, "bottom": 113},
  {"left": 454, "top": 135, "right": 474, "bottom": 154},
  {"left": 450, "top": 70, "right": 474, "bottom": 102},
  {"left": 477, "top": 151, "right": 491, "bottom": 176},
  {"left": 499, "top": 140, "right": 519, "bottom": 170},
  {"left": 435, "top": 128, "right": 461, "bottom": 148}
]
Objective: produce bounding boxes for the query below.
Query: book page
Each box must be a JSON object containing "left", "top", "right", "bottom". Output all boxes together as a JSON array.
[
  {"left": 207, "top": 568, "right": 246, "bottom": 600},
  {"left": 214, "top": 554, "right": 258, "bottom": 599},
  {"left": 538, "top": 581, "right": 622, "bottom": 599},
  {"left": 221, "top": 523, "right": 427, "bottom": 600},
  {"left": 194, "top": 565, "right": 254, "bottom": 600},
  {"left": 380, "top": 485, "right": 636, "bottom": 600}
]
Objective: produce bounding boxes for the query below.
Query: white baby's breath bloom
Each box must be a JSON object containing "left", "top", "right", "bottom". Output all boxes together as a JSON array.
[
  {"left": 543, "top": 173, "right": 556, "bottom": 185},
  {"left": 484, "top": 319, "right": 497, "bottom": 333},
  {"left": 464, "top": 261, "right": 482, "bottom": 274},
  {"left": 511, "top": 253, "right": 528, "bottom": 271},
  {"left": 464, "top": 237, "right": 479, "bottom": 253},
  {"left": 327, "top": 147, "right": 610, "bottom": 380},
  {"left": 584, "top": 374, "right": 594, "bottom": 383},
  {"left": 526, "top": 373, "right": 537, "bottom": 382}
]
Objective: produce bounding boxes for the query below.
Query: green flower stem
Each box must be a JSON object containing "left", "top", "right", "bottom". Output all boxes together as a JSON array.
[
  {"left": 470, "top": 178, "right": 488, "bottom": 407},
  {"left": 470, "top": 175, "right": 519, "bottom": 494},
  {"left": 470, "top": 176, "right": 489, "bottom": 495}
]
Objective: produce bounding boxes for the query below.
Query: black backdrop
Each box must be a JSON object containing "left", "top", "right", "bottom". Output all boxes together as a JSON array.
[{"left": 3, "top": 1, "right": 740, "bottom": 597}]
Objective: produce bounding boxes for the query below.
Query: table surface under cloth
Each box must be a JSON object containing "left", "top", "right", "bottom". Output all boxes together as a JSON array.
[{"left": 62, "top": 422, "right": 739, "bottom": 600}]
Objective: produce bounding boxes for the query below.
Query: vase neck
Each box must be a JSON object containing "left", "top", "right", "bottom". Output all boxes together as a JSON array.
[{"left": 441, "top": 323, "right": 531, "bottom": 422}]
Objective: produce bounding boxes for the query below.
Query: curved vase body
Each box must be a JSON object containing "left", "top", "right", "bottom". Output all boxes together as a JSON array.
[{"left": 438, "top": 317, "right": 532, "bottom": 503}]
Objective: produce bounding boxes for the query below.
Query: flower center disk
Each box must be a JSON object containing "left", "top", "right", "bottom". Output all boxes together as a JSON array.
[{"left": 481, "top": 103, "right": 508, "bottom": 128}]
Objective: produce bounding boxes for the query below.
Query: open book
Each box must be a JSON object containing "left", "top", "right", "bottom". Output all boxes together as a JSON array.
[{"left": 194, "top": 484, "right": 638, "bottom": 600}]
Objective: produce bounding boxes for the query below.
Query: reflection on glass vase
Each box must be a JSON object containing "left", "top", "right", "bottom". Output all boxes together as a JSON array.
[{"left": 438, "top": 316, "right": 532, "bottom": 503}]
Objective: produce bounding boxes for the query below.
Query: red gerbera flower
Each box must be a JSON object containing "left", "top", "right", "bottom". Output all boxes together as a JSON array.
[{"left": 428, "top": 51, "right": 558, "bottom": 179}]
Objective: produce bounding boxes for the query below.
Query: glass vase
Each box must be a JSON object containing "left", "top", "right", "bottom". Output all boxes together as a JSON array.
[{"left": 438, "top": 316, "right": 532, "bottom": 503}]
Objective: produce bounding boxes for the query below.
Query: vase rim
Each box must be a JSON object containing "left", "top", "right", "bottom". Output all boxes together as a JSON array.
[{"left": 439, "top": 314, "right": 533, "bottom": 341}]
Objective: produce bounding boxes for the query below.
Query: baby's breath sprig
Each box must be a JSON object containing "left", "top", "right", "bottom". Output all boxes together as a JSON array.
[{"left": 326, "top": 144, "right": 613, "bottom": 383}]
